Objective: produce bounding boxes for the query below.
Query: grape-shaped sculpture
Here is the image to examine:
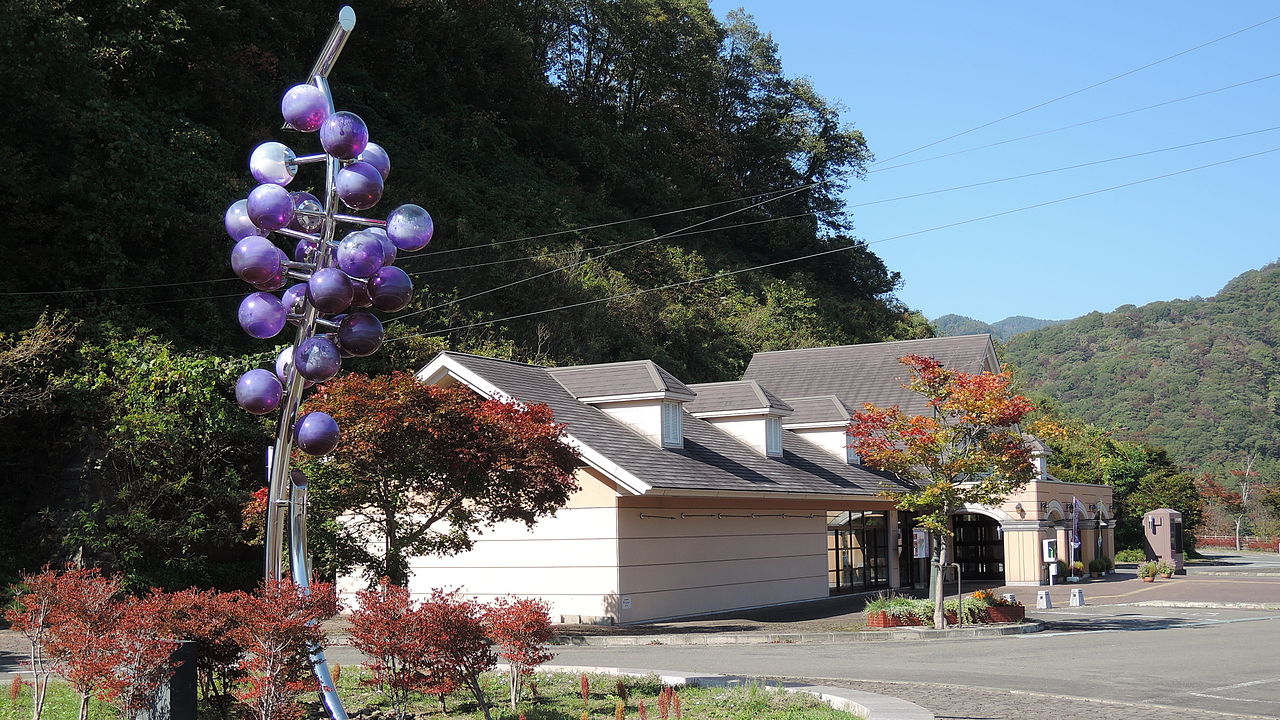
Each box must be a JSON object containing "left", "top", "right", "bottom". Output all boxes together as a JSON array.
[
  {"left": 288, "top": 191, "right": 324, "bottom": 233},
  {"left": 335, "top": 161, "right": 383, "bottom": 210},
  {"left": 282, "top": 283, "right": 308, "bottom": 315},
  {"left": 307, "top": 268, "right": 354, "bottom": 314},
  {"left": 366, "top": 227, "right": 396, "bottom": 266},
  {"left": 357, "top": 142, "right": 390, "bottom": 180},
  {"left": 247, "top": 183, "right": 296, "bottom": 231},
  {"left": 294, "top": 238, "right": 318, "bottom": 263},
  {"left": 250, "top": 142, "right": 299, "bottom": 186},
  {"left": 294, "top": 336, "right": 342, "bottom": 382},
  {"left": 251, "top": 261, "right": 289, "bottom": 292},
  {"left": 386, "top": 204, "right": 433, "bottom": 251},
  {"left": 275, "top": 345, "right": 315, "bottom": 388},
  {"left": 238, "top": 292, "right": 287, "bottom": 339},
  {"left": 369, "top": 266, "right": 413, "bottom": 312},
  {"left": 225, "top": 199, "right": 267, "bottom": 241},
  {"left": 236, "top": 369, "right": 284, "bottom": 415},
  {"left": 232, "top": 236, "right": 284, "bottom": 285},
  {"left": 281, "top": 84, "right": 330, "bottom": 132},
  {"left": 319, "top": 111, "right": 368, "bottom": 160},
  {"left": 336, "top": 313, "right": 384, "bottom": 357},
  {"left": 350, "top": 281, "right": 373, "bottom": 308},
  {"left": 336, "top": 230, "right": 385, "bottom": 278},
  {"left": 294, "top": 411, "right": 340, "bottom": 455}
]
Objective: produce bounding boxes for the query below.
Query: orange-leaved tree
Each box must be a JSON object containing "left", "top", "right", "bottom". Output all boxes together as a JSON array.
[
  {"left": 297, "top": 372, "right": 580, "bottom": 586},
  {"left": 848, "top": 354, "right": 1035, "bottom": 628}
]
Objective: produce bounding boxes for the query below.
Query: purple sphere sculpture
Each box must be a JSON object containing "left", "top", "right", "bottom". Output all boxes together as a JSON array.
[
  {"left": 225, "top": 199, "right": 266, "bottom": 241},
  {"left": 369, "top": 266, "right": 414, "bottom": 312},
  {"left": 238, "top": 292, "right": 287, "bottom": 339},
  {"left": 366, "top": 227, "right": 396, "bottom": 266},
  {"left": 275, "top": 345, "right": 315, "bottom": 388},
  {"left": 319, "top": 111, "right": 368, "bottom": 160},
  {"left": 307, "top": 267, "right": 354, "bottom": 314},
  {"left": 350, "top": 281, "right": 373, "bottom": 308},
  {"left": 250, "top": 142, "right": 298, "bottom": 186},
  {"left": 336, "top": 231, "right": 385, "bottom": 278},
  {"left": 231, "top": 236, "right": 283, "bottom": 285},
  {"left": 295, "top": 411, "right": 340, "bottom": 455},
  {"left": 337, "top": 313, "right": 384, "bottom": 357},
  {"left": 294, "top": 237, "right": 318, "bottom": 263},
  {"left": 335, "top": 161, "right": 384, "bottom": 210},
  {"left": 247, "top": 183, "right": 295, "bottom": 231},
  {"left": 236, "top": 369, "right": 284, "bottom": 415},
  {"left": 281, "top": 84, "right": 330, "bottom": 132},
  {"left": 294, "top": 336, "right": 342, "bottom": 382},
  {"left": 288, "top": 191, "right": 324, "bottom": 233},
  {"left": 251, "top": 259, "right": 289, "bottom": 292},
  {"left": 386, "top": 204, "right": 434, "bottom": 251},
  {"left": 282, "top": 283, "right": 308, "bottom": 315},
  {"left": 358, "top": 142, "right": 390, "bottom": 180}
]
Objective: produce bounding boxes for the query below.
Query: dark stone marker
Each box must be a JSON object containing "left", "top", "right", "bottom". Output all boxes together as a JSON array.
[{"left": 138, "top": 641, "right": 197, "bottom": 720}]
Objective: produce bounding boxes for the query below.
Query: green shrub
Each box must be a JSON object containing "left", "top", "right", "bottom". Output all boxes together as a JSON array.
[{"left": 1115, "top": 548, "right": 1147, "bottom": 563}]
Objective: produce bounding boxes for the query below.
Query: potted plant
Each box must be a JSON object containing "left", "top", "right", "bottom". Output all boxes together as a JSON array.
[
  {"left": 1066, "top": 560, "right": 1085, "bottom": 582},
  {"left": 1138, "top": 561, "right": 1159, "bottom": 582},
  {"left": 1157, "top": 560, "right": 1175, "bottom": 578},
  {"left": 864, "top": 594, "right": 929, "bottom": 628},
  {"left": 1088, "top": 557, "right": 1108, "bottom": 578},
  {"left": 975, "top": 589, "right": 1025, "bottom": 623}
]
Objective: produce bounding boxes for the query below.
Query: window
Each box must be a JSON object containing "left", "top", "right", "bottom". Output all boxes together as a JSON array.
[
  {"left": 661, "top": 401, "right": 683, "bottom": 448},
  {"left": 765, "top": 416, "right": 782, "bottom": 457},
  {"left": 845, "top": 432, "right": 859, "bottom": 464}
]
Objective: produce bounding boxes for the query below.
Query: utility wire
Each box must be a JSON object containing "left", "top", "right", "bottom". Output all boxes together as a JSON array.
[
  {"left": 872, "top": 13, "right": 1280, "bottom": 165},
  {"left": 385, "top": 145, "right": 1280, "bottom": 343}
]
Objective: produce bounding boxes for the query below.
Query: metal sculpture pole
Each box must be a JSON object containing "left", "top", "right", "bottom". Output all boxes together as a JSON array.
[{"left": 225, "top": 8, "right": 435, "bottom": 720}]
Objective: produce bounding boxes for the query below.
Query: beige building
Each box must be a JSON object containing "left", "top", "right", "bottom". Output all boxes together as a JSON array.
[{"left": 339, "top": 335, "right": 1113, "bottom": 623}]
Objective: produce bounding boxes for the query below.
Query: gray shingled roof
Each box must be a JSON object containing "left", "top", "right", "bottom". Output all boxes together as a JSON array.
[
  {"left": 685, "top": 380, "right": 793, "bottom": 415},
  {"left": 781, "top": 396, "right": 852, "bottom": 427},
  {"left": 437, "top": 352, "right": 905, "bottom": 497},
  {"left": 548, "top": 360, "right": 696, "bottom": 400},
  {"left": 743, "top": 335, "right": 997, "bottom": 417}
]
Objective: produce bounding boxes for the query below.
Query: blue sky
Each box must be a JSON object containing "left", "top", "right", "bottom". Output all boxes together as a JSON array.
[{"left": 709, "top": 2, "right": 1280, "bottom": 323}]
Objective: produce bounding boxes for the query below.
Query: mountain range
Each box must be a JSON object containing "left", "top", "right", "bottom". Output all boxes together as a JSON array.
[{"left": 934, "top": 314, "right": 1063, "bottom": 341}]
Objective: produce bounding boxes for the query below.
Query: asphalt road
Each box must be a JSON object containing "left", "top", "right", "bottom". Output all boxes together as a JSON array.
[{"left": 535, "top": 605, "right": 1280, "bottom": 718}]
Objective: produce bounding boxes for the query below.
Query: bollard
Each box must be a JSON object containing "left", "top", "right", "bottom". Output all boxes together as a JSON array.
[
  {"left": 1036, "top": 590, "right": 1052, "bottom": 609},
  {"left": 1070, "top": 588, "right": 1085, "bottom": 607},
  {"left": 1001, "top": 593, "right": 1018, "bottom": 605}
]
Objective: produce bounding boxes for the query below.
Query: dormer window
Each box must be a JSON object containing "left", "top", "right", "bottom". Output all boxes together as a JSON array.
[
  {"left": 661, "top": 401, "right": 683, "bottom": 448},
  {"left": 765, "top": 416, "right": 782, "bottom": 457}
]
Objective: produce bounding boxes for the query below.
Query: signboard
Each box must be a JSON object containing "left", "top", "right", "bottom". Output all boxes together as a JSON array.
[
  {"left": 912, "top": 529, "right": 930, "bottom": 559},
  {"left": 1042, "top": 538, "right": 1059, "bottom": 562}
]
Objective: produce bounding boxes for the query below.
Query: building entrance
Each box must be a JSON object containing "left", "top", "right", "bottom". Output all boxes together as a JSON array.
[
  {"left": 952, "top": 513, "right": 1005, "bottom": 583},
  {"left": 827, "top": 511, "right": 890, "bottom": 593}
]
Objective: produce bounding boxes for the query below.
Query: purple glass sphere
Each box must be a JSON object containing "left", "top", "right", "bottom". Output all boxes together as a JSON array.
[
  {"left": 307, "top": 267, "right": 354, "bottom": 314},
  {"left": 358, "top": 142, "right": 390, "bottom": 180},
  {"left": 294, "top": 237, "right": 318, "bottom": 263},
  {"left": 336, "top": 161, "right": 384, "bottom": 210},
  {"left": 337, "top": 230, "right": 385, "bottom": 278},
  {"left": 294, "top": 336, "right": 342, "bottom": 382},
  {"left": 369, "top": 266, "right": 414, "bottom": 312},
  {"left": 247, "top": 183, "right": 295, "bottom": 231},
  {"left": 231, "top": 236, "right": 283, "bottom": 285},
  {"left": 238, "top": 292, "right": 287, "bottom": 339},
  {"left": 282, "top": 283, "right": 308, "bottom": 315},
  {"left": 288, "top": 191, "right": 323, "bottom": 233},
  {"left": 236, "top": 369, "right": 283, "bottom": 415},
  {"left": 275, "top": 345, "right": 315, "bottom": 388},
  {"left": 386, "top": 204, "right": 434, "bottom": 251},
  {"left": 366, "top": 227, "right": 396, "bottom": 266},
  {"left": 319, "top": 111, "right": 368, "bottom": 160},
  {"left": 295, "top": 411, "right": 340, "bottom": 455},
  {"left": 225, "top": 199, "right": 266, "bottom": 241},
  {"left": 251, "top": 257, "right": 288, "bottom": 291},
  {"left": 350, "top": 281, "right": 373, "bottom": 308},
  {"left": 336, "top": 313, "right": 384, "bottom": 357},
  {"left": 282, "top": 84, "right": 329, "bottom": 133},
  {"left": 250, "top": 142, "right": 298, "bottom": 186}
]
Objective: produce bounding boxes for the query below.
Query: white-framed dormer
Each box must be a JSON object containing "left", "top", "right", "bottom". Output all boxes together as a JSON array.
[
  {"left": 547, "top": 359, "right": 697, "bottom": 450},
  {"left": 779, "top": 395, "right": 860, "bottom": 465},
  {"left": 685, "top": 380, "right": 793, "bottom": 458}
]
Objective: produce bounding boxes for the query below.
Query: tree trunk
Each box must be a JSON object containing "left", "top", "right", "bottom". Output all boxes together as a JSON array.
[
  {"left": 78, "top": 693, "right": 90, "bottom": 720},
  {"left": 384, "top": 510, "right": 406, "bottom": 587},
  {"left": 1235, "top": 517, "right": 1243, "bottom": 551}
]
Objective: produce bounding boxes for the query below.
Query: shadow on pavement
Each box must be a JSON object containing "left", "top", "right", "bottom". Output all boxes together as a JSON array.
[{"left": 1035, "top": 612, "right": 1217, "bottom": 633}]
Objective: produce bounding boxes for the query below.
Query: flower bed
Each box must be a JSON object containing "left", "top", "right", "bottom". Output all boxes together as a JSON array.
[{"left": 864, "top": 590, "right": 1026, "bottom": 629}]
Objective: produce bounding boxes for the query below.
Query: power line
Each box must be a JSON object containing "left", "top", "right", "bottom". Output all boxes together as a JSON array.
[
  {"left": 872, "top": 13, "right": 1280, "bottom": 165},
  {"left": 385, "top": 145, "right": 1280, "bottom": 343}
]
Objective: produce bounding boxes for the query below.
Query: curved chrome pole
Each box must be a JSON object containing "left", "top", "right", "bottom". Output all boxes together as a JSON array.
[{"left": 289, "top": 472, "right": 348, "bottom": 720}]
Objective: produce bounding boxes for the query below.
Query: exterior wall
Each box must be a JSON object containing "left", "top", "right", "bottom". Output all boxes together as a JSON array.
[
  {"left": 788, "top": 427, "right": 853, "bottom": 464},
  {"left": 700, "top": 415, "right": 769, "bottom": 456},
  {"left": 614, "top": 495, "right": 896, "bottom": 623},
  {"left": 591, "top": 400, "right": 663, "bottom": 446}
]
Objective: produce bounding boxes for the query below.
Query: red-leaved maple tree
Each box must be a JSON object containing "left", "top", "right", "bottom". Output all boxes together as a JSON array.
[
  {"left": 41, "top": 567, "right": 125, "bottom": 720},
  {"left": 483, "top": 596, "right": 554, "bottom": 710},
  {"left": 848, "top": 354, "right": 1035, "bottom": 628},
  {"left": 4, "top": 568, "right": 60, "bottom": 720},
  {"left": 97, "top": 594, "right": 181, "bottom": 720},
  {"left": 347, "top": 579, "right": 442, "bottom": 720},
  {"left": 1199, "top": 454, "right": 1263, "bottom": 551},
  {"left": 418, "top": 589, "right": 497, "bottom": 720},
  {"left": 230, "top": 579, "right": 336, "bottom": 720},
  {"left": 152, "top": 587, "right": 247, "bottom": 720},
  {"left": 296, "top": 372, "right": 580, "bottom": 586}
]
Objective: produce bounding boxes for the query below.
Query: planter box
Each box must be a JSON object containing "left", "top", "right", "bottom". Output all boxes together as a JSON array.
[
  {"left": 866, "top": 611, "right": 923, "bottom": 628},
  {"left": 986, "top": 605, "right": 1026, "bottom": 623}
]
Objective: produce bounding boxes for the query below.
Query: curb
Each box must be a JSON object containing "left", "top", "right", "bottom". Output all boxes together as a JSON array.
[
  {"left": 1185, "top": 570, "right": 1280, "bottom": 577},
  {"left": 541, "top": 664, "right": 933, "bottom": 720},
  {"left": 554, "top": 621, "right": 1042, "bottom": 647},
  {"left": 1121, "top": 600, "right": 1280, "bottom": 611}
]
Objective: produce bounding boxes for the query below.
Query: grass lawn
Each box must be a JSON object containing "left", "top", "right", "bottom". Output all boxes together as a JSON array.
[{"left": 1, "top": 670, "right": 860, "bottom": 720}]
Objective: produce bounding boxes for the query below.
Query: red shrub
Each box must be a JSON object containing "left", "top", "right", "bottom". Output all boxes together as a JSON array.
[
  {"left": 229, "top": 579, "right": 335, "bottom": 720},
  {"left": 149, "top": 588, "right": 247, "bottom": 720},
  {"left": 418, "top": 590, "right": 497, "bottom": 720},
  {"left": 4, "top": 568, "right": 59, "bottom": 720},
  {"left": 42, "top": 567, "right": 124, "bottom": 720},
  {"left": 484, "top": 596, "right": 554, "bottom": 710},
  {"left": 348, "top": 580, "right": 438, "bottom": 720}
]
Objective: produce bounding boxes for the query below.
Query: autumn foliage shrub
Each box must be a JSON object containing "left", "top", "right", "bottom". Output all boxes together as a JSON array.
[
  {"left": 151, "top": 587, "right": 248, "bottom": 720},
  {"left": 484, "top": 596, "right": 554, "bottom": 710},
  {"left": 348, "top": 580, "right": 445, "bottom": 720}
]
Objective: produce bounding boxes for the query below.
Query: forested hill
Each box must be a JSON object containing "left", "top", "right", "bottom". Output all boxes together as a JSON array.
[
  {"left": 935, "top": 314, "right": 1063, "bottom": 341},
  {"left": 3, "top": 0, "right": 928, "bottom": 382},
  {"left": 1003, "top": 263, "right": 1280, "bottom": 475}
]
